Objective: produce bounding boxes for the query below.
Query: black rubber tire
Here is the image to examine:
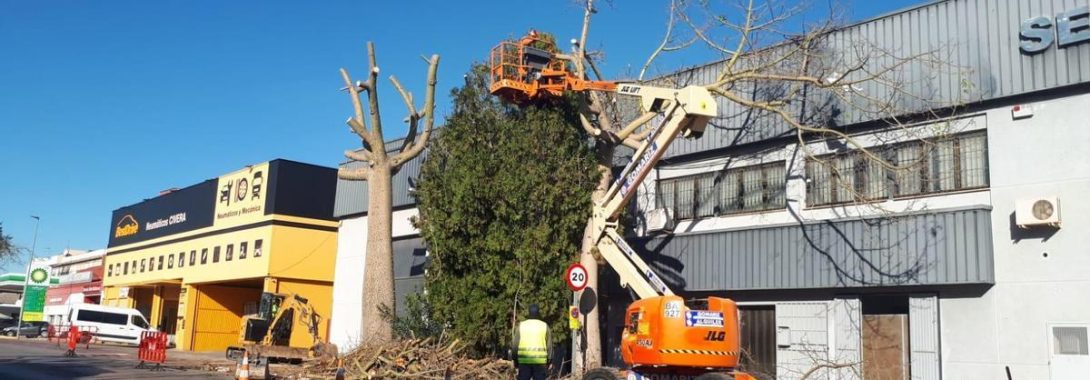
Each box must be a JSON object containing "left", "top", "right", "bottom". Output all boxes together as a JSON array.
[
  {"left": 4, "top": 331, "right": 14, "bottom": 337},
  {"left": 694, "top": 372, "right": 733, "bottom": 380},
  {"left": 582, "top": 368, "right": 621, "bottom": 380}
]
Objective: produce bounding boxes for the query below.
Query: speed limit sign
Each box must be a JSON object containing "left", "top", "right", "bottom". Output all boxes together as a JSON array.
[{"left": 566, "top": 263, "right": 588, "bottom": 292}]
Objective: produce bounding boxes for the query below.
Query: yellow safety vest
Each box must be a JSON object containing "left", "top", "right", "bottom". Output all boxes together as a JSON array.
[{"left": 517, "top": 319, "right": 548, "bottom": 365}]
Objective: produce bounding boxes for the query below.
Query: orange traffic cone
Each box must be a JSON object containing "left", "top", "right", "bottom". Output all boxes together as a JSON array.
[{"left": 237, "top": 351, "right": 251, "bottom": 380}]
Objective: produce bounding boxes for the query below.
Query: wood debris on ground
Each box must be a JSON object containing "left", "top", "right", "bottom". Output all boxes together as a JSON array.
[{"left": 303, "top": 337, "right": 516, "bottom": 379}]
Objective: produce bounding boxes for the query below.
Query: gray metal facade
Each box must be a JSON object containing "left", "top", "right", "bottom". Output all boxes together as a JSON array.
[
  {"left": 654, "top": 0, "right": 1090, "bottom": 159},
  {"left": 334, "top": 138, "right": 427, "bottom": 218},
  {"left": 630, "top": 207, "right": 994, "bottom": 291}
]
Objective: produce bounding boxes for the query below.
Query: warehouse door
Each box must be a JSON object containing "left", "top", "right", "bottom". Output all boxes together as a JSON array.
[
  {"left": 739, "top": 305, "right": 776, "bottom": 379},
  {"left": 776, "top": 302, "right": 829, "bottom": 379},
  {"left": 190, "top": 284, "right": 261, "bottom": 352}
]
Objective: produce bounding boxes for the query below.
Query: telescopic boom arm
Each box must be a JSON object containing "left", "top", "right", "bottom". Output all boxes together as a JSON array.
[{"left": 588, "top": 84, "right": 717, "bottom": 299}]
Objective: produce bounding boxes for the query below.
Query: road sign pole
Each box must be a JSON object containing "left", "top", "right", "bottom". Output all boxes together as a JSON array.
[{"left": 16, "top": 215, "right": 40, "bottom": 340}]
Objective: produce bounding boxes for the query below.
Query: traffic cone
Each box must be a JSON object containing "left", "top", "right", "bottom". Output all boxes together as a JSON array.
[{"left": 237, "top": 351, "right": 250, "bottom": 380}]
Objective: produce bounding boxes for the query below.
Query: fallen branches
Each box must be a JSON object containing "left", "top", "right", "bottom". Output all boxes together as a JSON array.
[{"left": 305, "top": 338, "right": 515, "bottom": 379}]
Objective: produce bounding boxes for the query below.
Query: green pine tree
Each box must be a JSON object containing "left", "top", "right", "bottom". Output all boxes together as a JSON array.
[{"left": 411, "top": 65, "right": 598, "bottom": 356}]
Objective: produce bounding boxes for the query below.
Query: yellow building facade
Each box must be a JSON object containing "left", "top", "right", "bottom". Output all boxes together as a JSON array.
[{"left": 101, "top": 160, "right": 339, "bottom": 352}]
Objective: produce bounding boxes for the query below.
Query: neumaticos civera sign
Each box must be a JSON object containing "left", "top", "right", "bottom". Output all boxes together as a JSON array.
[
  {"left": 1019, "top": 6, "right": 1090, "bottom": 54},
  {"left": 107, "top": 180, "right": 217, "bottom": 247}
]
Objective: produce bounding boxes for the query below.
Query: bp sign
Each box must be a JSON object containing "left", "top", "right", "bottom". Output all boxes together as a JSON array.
[
  {"left": 21, "top": 263, "right": 51, "bottom": 322},
  {"left": 29, "top": 268, "right": 48, "bottom": 285}
]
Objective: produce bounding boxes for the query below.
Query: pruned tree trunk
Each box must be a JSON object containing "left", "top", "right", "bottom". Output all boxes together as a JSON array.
[
  {"left": 361, "top": 162, "right": 393, "bottom": 343},
  {"left": 337, "top": 42, "right": 439, "bottom": 344},
  {"left": 574, "top": 143, "right": 614, "bottom": 371}
]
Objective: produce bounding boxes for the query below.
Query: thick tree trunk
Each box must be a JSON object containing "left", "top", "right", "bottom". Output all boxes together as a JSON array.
[
  {"left": 361, "top": 162, "right": 394, "bottom": 344},
  {"left": 574, "top": 145, "right": 614, "bottom": 372}
]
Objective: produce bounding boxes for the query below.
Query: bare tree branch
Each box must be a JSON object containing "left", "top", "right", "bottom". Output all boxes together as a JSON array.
[
  {"left": 338, "top": 167, "right": 370, "bottom": 181},
  {"left": 364, "top": 42, "right": 386, "bottom": 160},
  {"left": 393, "top": 54, "right": 441, "bottom": 167}
]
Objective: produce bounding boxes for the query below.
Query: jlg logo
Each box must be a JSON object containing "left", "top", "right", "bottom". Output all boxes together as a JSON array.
[
  {"left": 619, "top": 85, "right": 641, "bottom": 95},
  {"left": 704, "top": 331, "right": 726, "bottom": 341}
]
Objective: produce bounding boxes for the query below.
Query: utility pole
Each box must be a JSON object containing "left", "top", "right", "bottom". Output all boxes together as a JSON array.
[{"left": 16, "top": 215, "right": 40, "bottom": 340}]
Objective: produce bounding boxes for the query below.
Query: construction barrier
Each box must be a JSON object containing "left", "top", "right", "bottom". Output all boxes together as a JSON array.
[
  {"left": 135, "top": 331, "right": 168, "bottom": 371},
  {"left": 64, "top": 326, "right": 80, "bottom": 357},
  {"left": 50, "top": 324, "right": 96, "bottom": 347}
]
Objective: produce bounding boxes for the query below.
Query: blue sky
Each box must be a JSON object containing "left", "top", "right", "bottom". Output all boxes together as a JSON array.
[{"left": 0, "top": 0, "right": 922, "bottom": 272}]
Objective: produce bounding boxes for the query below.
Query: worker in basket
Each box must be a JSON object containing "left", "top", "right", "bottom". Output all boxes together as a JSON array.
[{"left": 512, "top": 303, "right": 550, "bottom": 380}]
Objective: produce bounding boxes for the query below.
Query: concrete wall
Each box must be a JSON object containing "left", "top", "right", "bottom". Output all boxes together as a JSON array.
[{"left": 939, "top": 90, "right": 1090, "bottom": 379}]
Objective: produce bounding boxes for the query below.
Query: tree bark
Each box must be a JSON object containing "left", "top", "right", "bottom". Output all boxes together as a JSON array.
[
  {"left": 361, "top": 161, "right": 394, "bottom": 344},
  {"left": 574, "top": 144, "right": 614, "bottom": 372}
]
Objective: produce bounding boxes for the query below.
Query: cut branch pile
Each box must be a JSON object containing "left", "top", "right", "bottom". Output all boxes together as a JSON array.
[{"left": 305, "top": 338, "right": 515, "bottom": 379}]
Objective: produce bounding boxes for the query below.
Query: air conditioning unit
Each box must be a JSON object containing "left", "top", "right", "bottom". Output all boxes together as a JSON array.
[
  {"left": 1015, "top": 196, "right": 1061, "bottom": 228},
  {"left": 645, "top": 208, "right": 676, "bottom": 233}
]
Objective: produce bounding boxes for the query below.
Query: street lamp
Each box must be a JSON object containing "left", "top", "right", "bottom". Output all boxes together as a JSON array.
[{"left": 16, "top": 215, "right": 40, "bottom": 340}]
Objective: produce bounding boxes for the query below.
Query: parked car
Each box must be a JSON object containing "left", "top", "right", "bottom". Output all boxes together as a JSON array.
[{"left": 2, "top": 321, "right": 48, "bottom": 338}]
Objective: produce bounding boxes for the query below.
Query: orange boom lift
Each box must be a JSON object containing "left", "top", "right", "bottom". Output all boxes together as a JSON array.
[{"left": 489, "top": 31, "right": 755, "bottom": 380}]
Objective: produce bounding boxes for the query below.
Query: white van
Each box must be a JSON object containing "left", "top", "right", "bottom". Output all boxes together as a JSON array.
[{"left": 66, "top": 304, "right": 154, "bottom": 345}]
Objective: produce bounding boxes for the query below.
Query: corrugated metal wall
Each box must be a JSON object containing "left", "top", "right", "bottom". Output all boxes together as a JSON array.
[
  {"left": 333, "top": 138, "right": 428, "bottom": 218},
  {"left": 630, "top": 207, "right": 994, "bottom": 290},
  {"left": 646, "top": 0, "right": 1090, "bottom": 159}
]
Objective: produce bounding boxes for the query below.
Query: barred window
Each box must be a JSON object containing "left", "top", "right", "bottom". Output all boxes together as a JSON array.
[
  {"left": 657, "top": 162, "right": 787, "bottom": 220},
  {"left": 807, "top": 131, "right": 988, "bottom": 206}
]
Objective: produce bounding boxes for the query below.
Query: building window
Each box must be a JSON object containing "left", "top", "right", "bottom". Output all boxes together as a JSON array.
[
  {"left": 123, "top": 262, "right": 129, "bottom": 275},
  {"left": 254, "top": 239, "right": 263, "bottom": 258},
  {"left": 158, "top": 255, "right": 164, "bottom": 270},
  {"left": 807, "top": 131, "right": 989, "bottom": 206},
  {"left": 168, "top": 254, "right": 175, "bottom": 269},
  {"left": 107, "top": 264, "right": 113, "bottom": 277},
  {"left": 189, "top": 250, "right": 197, "bottom": 266},
  {"left": 178, "top": 252, "right": 185, "bottom": 268},
  {"left": 213, "top": 246, "right": 221, "bottom": 263},
  {"left": 131, "top": 261, "right": 136, "bottom": 273},
  {"left": 201, "top": 248, "right": 208, "bottom": 265},
  {"left": 239, "top": 242, "right": 248, "bottom": 259},
  {"left": 140, "top": 259, "right": 146, "bottom": 273},
  {"left": 657, "top": 161, "right": 787, "bottom": 220},
  {"left": 148, "top": 257, "right": 155, "bottom": 272},
  {"left": 1054, "top": 326, "right": 1089, "bottom": 356},
  {"left": 226, "top": 244, "right": 234, "bottom": 261}
]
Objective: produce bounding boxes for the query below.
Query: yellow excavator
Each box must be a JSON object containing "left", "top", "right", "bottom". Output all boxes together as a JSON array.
[{"left": 226, "top": 292, "right": 337, "bottom": 366}]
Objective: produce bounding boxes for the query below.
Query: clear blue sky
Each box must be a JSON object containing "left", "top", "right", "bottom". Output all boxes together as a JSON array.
[{"left": 0, "top": 0, "right": 922, "bottom": 272}]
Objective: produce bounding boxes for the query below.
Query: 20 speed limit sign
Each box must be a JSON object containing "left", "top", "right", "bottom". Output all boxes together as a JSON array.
[{"left": 566, "top": 263, "right": 588, "bottom": 292}]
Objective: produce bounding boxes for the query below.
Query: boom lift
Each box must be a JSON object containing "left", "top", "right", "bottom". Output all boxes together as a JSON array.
[{"left": 490, "top": 32, "right": 754, "bottom": 380}]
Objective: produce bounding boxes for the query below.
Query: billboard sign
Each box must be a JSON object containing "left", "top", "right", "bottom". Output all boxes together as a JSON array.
[{"left": 107, "top": 180, "right": 217, "bottom": 247}]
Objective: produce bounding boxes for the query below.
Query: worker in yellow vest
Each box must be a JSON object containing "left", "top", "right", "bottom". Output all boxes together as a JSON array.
[{"left": 512, "top": 304, "right": 550, "bottom": 380}]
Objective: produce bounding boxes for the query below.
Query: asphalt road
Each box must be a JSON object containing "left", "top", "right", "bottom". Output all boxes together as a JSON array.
[{"left": 0, "top": 338, "right": 231, "bottom": 380}]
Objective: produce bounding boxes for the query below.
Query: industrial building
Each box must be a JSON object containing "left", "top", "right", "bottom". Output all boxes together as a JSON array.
[
  {"left": 330, "top": 0, "right": 1090, "bottom": 378},
  {"left": 101, "top": 159, "right": 338, "bottom": 352},
  {"left": 607, "top": 1, "right": 1090, "bottom": 379}
]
